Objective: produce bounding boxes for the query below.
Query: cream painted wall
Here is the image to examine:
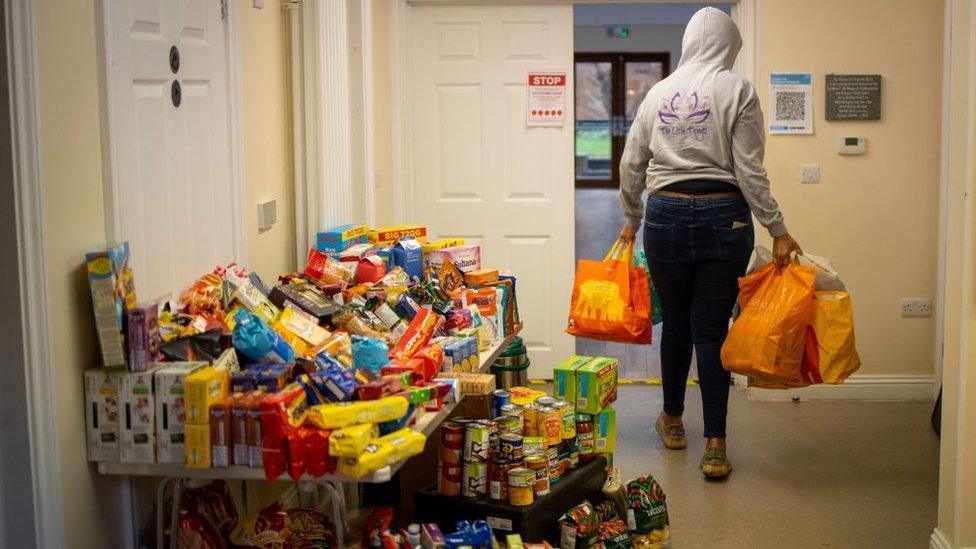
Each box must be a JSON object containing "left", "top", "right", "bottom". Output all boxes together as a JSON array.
[
  {"left": 36, "top": 1, "right": 125, "bottom": 546},
  {"left": 241, "top": 1, "right": 297, "bottom": 280},
  {"left": 372, "top": 0, "right": 396, "bottom": 225},
  {"left": 35, "top": 2, "right": 295, "bottom": 545},
  {"left": 756, "top": 0, "right": 943, "bottom": 378}
]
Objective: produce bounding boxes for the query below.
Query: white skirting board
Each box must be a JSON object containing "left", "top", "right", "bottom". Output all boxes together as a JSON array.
[
  {"left": 743, "top": 375, "right": 936, "bottom": 402},
  {"left": 929, "top": 527, "right": 953, "bottom": 549}
]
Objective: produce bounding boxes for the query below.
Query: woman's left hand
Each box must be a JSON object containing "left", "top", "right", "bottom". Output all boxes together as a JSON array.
[{"left": 619, "top": 224, "right": 638, "bottom": 243}]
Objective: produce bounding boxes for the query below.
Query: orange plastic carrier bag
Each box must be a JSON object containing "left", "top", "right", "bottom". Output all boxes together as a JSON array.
[
  {"left": 721, "top": 262, "right": 815, "bottom": 383},
  {"left": 566, "top": 239, "right": 652, "bottom": 344}
]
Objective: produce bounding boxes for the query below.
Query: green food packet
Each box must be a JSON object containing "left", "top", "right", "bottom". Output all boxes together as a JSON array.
[{"left": 626, "top": 475, "right": 670, "bottom": 534}]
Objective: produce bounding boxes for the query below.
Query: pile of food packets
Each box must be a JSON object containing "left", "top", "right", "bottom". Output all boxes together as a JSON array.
[{"left": 82, "top": 223, "right": 520, "bottom": 482}]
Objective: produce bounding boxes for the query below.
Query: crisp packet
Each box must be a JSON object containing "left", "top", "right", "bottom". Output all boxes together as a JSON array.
[
  {"left": 232, "top": 279, "right": 280, "bottom": 324},
  {"left": 335, "top": 427, "right": 426, "bottom": 478},
  {"left": 626, "top": 476, "right": 670, "bottom": 546},
  {"left": 306, "top": 396, "right": 409, "bottom": 430},
  {"left": 353, "top": 336, "right": 390, "bottom": 373},
  {"left": 389, "top": 308, "right": 442, "bottom": 360},
  {"left": 231, "top": 309, "right": 295, "bottom": 363},
  {"left": 304, "top": 248, "right": 355, "bottom": 286}
]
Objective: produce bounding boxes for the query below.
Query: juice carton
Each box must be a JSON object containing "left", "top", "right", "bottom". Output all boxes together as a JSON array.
[
  {"left": 184, "top": 366, "right": 229, "bottom": 425},
  {"left": 553, "top": 355, "right": 592, "bottom": 404},
  {"left": 368, "top": 224, "right": 428, "bottom": 245},
  {"left": 84, "top": 370, "right": 120, "bottom": 462},
  {"left": 126, "top": 302, "right": 160, "bottom": 372},
  {"left": 575, "top": 357, "right": 618, "bottom": 414},
  {"left": 594, "top": 405, "right": 617, "bottom": 456},
  {"left": 119, "top": 368, "right": 157, "bottom": 463},
  {"left": 316, "top": 224, "right": 369, "bottom": 254},
  {"left": 86, "top": 242, "right": 137, "bottom": 372},
  {"left": 153, "top": 362, "right": 207, "bottom": 463},
  {"left": 391, "top": 237, "right": 424, "bottom": 281}
]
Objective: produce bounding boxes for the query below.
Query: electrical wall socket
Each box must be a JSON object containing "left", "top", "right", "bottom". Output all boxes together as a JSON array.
[{"left": 901, "top": 298, "right": 932, "bottom": 317}]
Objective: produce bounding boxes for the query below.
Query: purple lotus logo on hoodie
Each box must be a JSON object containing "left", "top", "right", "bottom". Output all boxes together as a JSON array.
[{"left": 658, "top": 91, "right": 711, "bottom": 141}]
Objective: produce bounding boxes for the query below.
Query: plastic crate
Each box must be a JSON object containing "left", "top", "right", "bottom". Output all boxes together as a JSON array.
[{"left": 413, "top": 455, "right": 608, "bottom": 544}]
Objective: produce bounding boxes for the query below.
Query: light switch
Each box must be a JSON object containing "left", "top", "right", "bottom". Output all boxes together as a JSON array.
[
  {"left": 253, "top": 0, "right": 264, "bottom": 8},
  {"left": 800, "top": 164, "right": 821, "bottom": 184},
  {"left": 257, "top": 199, "right": 277, "bottom": 231}
]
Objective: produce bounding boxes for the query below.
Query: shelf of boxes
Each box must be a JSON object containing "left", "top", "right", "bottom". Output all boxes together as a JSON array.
[{"left": 96, "top": 330, "right": 519, "bottom": 483}]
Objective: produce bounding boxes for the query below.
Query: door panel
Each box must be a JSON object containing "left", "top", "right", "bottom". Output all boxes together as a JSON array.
[
  {"left": 106, "top": 0, "right": 235, "bottom": 302},
  {"left": 410, "top": 4, "right": 575, "bottom": 377}
]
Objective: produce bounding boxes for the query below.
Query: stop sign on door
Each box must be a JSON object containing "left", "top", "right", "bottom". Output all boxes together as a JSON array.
[{"left": 526, "top": 70, "right": 567, "bottom": 127}]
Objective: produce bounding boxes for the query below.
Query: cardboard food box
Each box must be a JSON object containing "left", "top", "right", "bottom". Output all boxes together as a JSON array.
[
  {"left": 84, "top": 370, "right": 121, "bottom": 462},
  {"left": 553, "top": 355, "right": 593, "bottom": 404},
  {"left": 184, "top": 424, "right": 211, "bottom": 469},
  {"left": 316, "top": 224, "right": 369, "bottom": 255},
  {"left": 153, "top": 362, "right": 207, "bottom": 463},
  {"left": 126, "top": 302, "right": 160, "bottom": 372},
  {"left": 245, "top": 391, "right": 265, "bottom": 468},
  {"left": 269, "top": 282, "right": 341, "bottom": 322},
  {"left": 86, "top": 242, "right": 137, "bottom": 373},
  {"left": 230, "top": 393, "right": 250, "bottom": 466},
  {"left": 427, "top": 244, "right": 482, "bottom": 274},
  {"left": 391, "top": 237, "right": 424, "bottom": 281},
  {"left": 421, "top": 238, "right": 465, "bottom": 256},
  {"left": 356, "top": 255, "right": 387, "bottom": 284},
  {"left": 210, "top": 399, "right": 232, "bottom": 467},
  {"left": 368, "top": 224, "right": 428, "bottom": 245},
  {"left": 575, "top": 357, "right": 618, "bottom": 414},
  {"left": 184, "top": 366, "right": 229, "bottom": 425},
  {"left": 119, "top": 369, "right": 157, "bottom": 464},
  {"left": 594, "top": 405, "right": 617, "bottom": 456}
]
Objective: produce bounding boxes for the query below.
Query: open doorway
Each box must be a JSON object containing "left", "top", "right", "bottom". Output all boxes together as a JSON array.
[{"left": 573, "top": 3, "right": 732, "bottom": 380}]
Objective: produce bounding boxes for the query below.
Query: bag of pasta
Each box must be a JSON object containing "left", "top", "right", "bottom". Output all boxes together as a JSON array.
[{"left": 626, "top": 476, "right": 669, "bottom": 547}]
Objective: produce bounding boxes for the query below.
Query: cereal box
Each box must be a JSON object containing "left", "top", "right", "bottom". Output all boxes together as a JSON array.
[
  {"left": 368, "top": 224, "right": 428, "bottom": 245},
  {"left": 126, "top": 302, "right": 160, "bottom": 373},
  {"left": 86, "top": 242, "right": 136, "bottom": 373},
  {"left": 316, "top": 224, "right": 369, "bottom": 254},
  {"left": 553, "top": 355, "right": 592, "bottom": 404},
  {"left": 153, "top": 362, "right": 207, "bottom": 463},
  {"left": 184, "top": 424, "right": 211, "bottom": 468},
  {"left": 84, "top": 370, "right": 120, "bottom": 462},
  {"left": 576, "top": 357, "right": 618, "bottom": 414},
  {"left": 594, "top": 405, "right": 617, "bottom": 456},
  {"left": 184, "top": 366, "right": 229, "bottom": 425},
  {"left": 210, "top": 398, "right": 231, "bottom": 467},
  {"left": 427, "top": 245, "right": 482, "bottom": 274},
  {"left": 119, "top": 369, "right": 157, "bottom": 464}
]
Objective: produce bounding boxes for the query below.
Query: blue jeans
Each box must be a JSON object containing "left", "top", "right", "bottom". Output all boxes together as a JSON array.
[{"left": 643, "top": 192, "right": 754, "bottom": 438}]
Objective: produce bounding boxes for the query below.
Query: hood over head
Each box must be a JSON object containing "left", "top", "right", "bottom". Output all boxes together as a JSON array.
[{"left": 677, "top": 7, "right": 742, "bottom": 70}]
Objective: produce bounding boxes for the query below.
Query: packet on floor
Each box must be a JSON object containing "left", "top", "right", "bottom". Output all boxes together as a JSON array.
[
  {"left": 576, "top": 357, "right": 618, "bottom": 414},
  {"left": 329, "top": 423, "right": 380, "bottom": 458},
  {"left": 84, "top": 370, "right": 120, "bottom": 462},
  {"left": 119, "top": 369, "right": 158, "bottom": 464},
  {"left": 154, "top": 361, "right": 207, "bottom": 463}
]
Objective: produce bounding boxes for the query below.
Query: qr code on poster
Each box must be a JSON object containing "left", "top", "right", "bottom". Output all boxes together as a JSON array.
[{"left": 775, "top": 91, "right": 805, "bottom": 121}]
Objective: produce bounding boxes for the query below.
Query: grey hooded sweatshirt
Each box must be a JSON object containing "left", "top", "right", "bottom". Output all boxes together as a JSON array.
[{"left": 619, "top": 7, "right": 787, "bottom": 237}]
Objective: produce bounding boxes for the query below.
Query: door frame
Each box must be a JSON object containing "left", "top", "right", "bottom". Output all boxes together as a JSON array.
[
  {"left": 2, "top": 0, "right": 65, "bottom": 546},
  {"left": 390, "top": 0, "right": 753, "bottom": 222},
  {"left": 96, "top": 0, "right": 249, "bottom": 265},
  {"left": 573, "top": 51, "right": 671, "bottom": 188}
]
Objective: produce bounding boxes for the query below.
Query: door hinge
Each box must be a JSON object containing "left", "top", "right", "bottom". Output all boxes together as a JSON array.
[{"left": 220, "top": 0, "right": 228, "bottom": 20}]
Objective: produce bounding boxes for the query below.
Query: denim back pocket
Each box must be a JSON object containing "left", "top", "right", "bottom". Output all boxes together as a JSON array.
[
  {"left": 713, "top": 220, "right": 754, "bottom": 258},
  {"left": 644, "top": 220, "right": 676, "bottom": 260}
]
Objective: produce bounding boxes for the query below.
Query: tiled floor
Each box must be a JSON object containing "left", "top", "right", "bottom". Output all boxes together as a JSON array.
[{"left": 609, "top": 385, "right": 940, "bottom": 548}]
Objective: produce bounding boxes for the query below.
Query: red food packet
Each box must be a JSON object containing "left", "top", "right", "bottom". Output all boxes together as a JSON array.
[
  {"left": 389, "top": 308, "right": 441, "bottom": 361},
  {"left": 413, "top": 345, "right": 445, "bottom": 381},
  {"left": 177, "top": 511, "right": 224, "bottom": 549},
  {"left": 303, "top": 429, "right": 336, "bottom": 477},
  {"left": 287, "top": 428, "right": 309, "bottom": 482}
]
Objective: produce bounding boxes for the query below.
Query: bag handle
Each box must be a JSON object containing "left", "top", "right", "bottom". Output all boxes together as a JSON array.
[{"left": 604, "top": 238, "right": 634, "bottom": 263}]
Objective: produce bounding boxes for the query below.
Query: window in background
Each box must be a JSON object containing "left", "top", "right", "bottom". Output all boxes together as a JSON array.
[{"left": 574, "top": 53, "right": 669, "bottom": 187}]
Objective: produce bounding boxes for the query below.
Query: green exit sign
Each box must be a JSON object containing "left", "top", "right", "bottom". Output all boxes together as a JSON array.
[{"left": 607, "top": 26, "right": 630, "bottom": 38}]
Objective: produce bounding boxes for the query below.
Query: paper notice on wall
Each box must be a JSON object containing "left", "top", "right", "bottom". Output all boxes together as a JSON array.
[
  {"left": 526, "top": 70, "right": 566, "bottom": 127},
  {"left": 769, "top": 73, "right": 814, "bottom": 134}
]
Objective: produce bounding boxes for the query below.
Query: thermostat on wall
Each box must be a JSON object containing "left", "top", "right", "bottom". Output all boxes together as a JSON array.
[{"left": 837, "top": 136, "right": 866, "bottom": 155}]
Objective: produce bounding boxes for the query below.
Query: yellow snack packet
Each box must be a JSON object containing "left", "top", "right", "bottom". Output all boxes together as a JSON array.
[
  {"left": 329, "top": 423, "right": 380, "bottom": 458},
  {"left": 305, "top": 396, "right": 409, "bottom": 430},
  {"left": 336, "top": 427, "right": 426, "bottom": 478}
]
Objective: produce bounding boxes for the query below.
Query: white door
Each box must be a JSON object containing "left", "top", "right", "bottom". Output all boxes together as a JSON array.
[
  {"left": 104, "top": 0, "right": 239, "bottom": 302},
  {"left": 409, "top": 4, "right": 575, "bottom": 377}
]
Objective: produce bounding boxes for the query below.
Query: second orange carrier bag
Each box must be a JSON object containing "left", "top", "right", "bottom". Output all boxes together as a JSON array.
[
  {"left": 566, "top": 238, "right": 652, "bottom": 344},
  {"left": 721, "top": 262, "right": 816, "bottom": 383}
]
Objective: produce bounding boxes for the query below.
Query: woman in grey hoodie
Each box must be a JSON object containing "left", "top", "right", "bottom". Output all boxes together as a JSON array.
[{"left": 618, "top": 7, "right": 802, "bottom": 478}]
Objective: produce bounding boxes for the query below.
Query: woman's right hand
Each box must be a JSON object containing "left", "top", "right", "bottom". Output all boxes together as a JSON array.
[
  {"left": 619, "top": 224, "right": 638, "bottom": 243},
  {"left": 773, "top": 233, "right": 803, "bottom": 268}
]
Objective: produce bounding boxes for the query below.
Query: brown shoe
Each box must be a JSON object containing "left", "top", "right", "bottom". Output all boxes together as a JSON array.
[
  {"left": 655, "top": 413, "right": 687, "bottom": 449},
  {"left": 701, "top": 445, "right": 732, "bottom": 479}
]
